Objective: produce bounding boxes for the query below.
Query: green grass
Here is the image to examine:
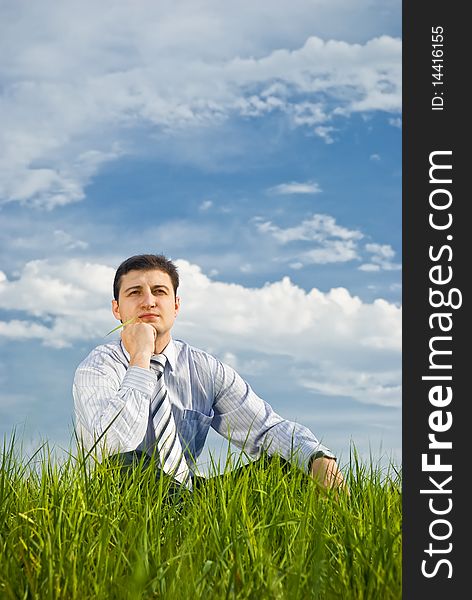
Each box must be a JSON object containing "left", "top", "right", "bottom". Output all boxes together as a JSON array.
[{"left": 0, "top": 438, "right": 401, "bottom": 599}]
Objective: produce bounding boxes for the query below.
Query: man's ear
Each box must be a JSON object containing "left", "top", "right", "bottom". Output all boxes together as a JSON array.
[
  {"left": 175, "top": 295, "right": 181, "bottom": 317},
  {"left": 111, "top": 299, "right": 121, "bottom": 321}
]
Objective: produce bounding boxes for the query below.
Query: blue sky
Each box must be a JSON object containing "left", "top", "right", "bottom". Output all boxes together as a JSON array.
[{"left": 0, "top": 0, "right": 401, "bottom": 471}]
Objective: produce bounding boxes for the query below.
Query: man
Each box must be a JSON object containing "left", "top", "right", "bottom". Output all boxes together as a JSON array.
[{"left": 73, "top": 254, "right": 345, "bottom": 491}]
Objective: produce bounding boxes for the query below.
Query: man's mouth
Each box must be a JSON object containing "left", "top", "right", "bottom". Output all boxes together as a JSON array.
[{"left": 139, "top": 313, "right": 159, "bottom": 319}]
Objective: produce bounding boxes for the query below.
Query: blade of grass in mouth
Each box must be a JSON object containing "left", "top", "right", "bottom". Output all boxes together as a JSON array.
[{"left": 105, "top": 316, "right": 137, "bottom": 336}]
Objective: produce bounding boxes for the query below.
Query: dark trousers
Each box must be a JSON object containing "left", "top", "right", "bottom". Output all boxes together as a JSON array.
[
  {"left": 106, "top": 450, "right": 294, "bottom": 497},
  {"left": 105, "top": 450, "right": 183, "bottom": 499}
]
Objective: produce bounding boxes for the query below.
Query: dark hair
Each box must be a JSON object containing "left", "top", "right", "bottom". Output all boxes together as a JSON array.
[{"left": 113, "top": 254, "right": 179, "bottom": 300}]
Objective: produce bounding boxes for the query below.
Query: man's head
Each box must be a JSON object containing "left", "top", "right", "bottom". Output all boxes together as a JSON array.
[
  {"left": 113, "top": 254, "right": 179, "bottom": 301},
  {"left": 111, "top": 254, "right": 180, "bottom": 344}
]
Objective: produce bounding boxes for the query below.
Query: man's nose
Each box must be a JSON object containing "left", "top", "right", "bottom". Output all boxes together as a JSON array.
[{"left": 141, "top": 289, "right": 156, "bottom": 307}]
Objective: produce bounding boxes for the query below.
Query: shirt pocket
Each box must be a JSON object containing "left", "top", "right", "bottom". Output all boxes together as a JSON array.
[{"left": 179, "top": 408, "right": 214, "bottom": 463}]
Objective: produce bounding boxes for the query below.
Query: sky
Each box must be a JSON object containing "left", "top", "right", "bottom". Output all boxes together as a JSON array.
[{"left": 0, "top": 0, "right": 402, "bottom": 472}]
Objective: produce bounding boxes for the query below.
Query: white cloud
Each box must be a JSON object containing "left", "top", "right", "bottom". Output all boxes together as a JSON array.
[
  {"left": 359, "top": 263, "right": 381, "bottom": 272},
  {"left": 366, "top": 243, "right": 394, "bottom": 259},
  {"left": 176, "top": 261, "right": 401, "bottom": 407},
  {"left": 299, "top": 370, "right": 401, "bottom": 407},
  {"left": 0, "top": 257, "right": 401, "bottom": 407},
  {"left": 0, "top": 259, "right": 114, "bottom": 347},
  {"left": 290, "top": 102, "right": 330, "bottom": 127},
  {"left": 53, "top": 229, "right": 88, "bottom": 250},
  {"left": 255, "top": 213, "right": 363, "bottom": 265},
  {"left": 360, "top": 242, "right": 401, "bottom": 271},
  {"left": 256, "top": 213, "right": 363, "bottom": 244},
  {"left": 388, "top": 117, "right": 402, "bottom": 128},
  {"left": 0, "top": 1, "right": 401, "bottom": 207},
  {"left": 313, "top": 126, "right": 336, "bottom": 144},
  {"left": 300, "top": 239, "right": 359, "bottom": 264},
  {"left": 199, "top": 200, "right": 213, "bottom": 211},
  {"left": 268, "top": 181, "right": 322, "bottom": 195},
  {"left": 254, "top": 213, "right": 402, "bottom": 273}
]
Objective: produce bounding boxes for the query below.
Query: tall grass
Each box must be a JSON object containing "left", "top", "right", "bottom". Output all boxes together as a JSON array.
[{"left": 0, "top": 437, "right": 401, "bottom": 599}]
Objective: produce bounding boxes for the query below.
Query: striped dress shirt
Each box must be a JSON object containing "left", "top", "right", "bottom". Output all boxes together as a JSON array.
[{"left": 73, "top": 338, "right": 335, "bottom": 476}]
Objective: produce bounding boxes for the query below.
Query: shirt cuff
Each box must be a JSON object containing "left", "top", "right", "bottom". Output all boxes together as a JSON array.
[
  {"left": 296, "top": 443, "right": 336, "bottom": 474},
  {"left": 121, "top": 366, "right": 156, "bottom": 396}
]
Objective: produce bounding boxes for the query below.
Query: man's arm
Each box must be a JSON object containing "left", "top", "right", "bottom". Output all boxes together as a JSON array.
[
  {"left": 73, "top": 351, "right": 155, "bottom": 458},
  {"left": 208, "top": 357, "right": 339, "bottom": 478},
  {"left": 74, "top": 322, "right": 159, "bottom": 457}
]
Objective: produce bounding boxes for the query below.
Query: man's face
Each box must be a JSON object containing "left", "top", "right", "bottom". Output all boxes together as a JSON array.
[{"left": 111, "top": 269, "right": 180, "bottom": 339}]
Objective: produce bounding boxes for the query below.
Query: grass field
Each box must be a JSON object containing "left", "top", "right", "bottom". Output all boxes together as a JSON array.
[{"left": 0, "top": 439, "right": 401, "bottom": 599}]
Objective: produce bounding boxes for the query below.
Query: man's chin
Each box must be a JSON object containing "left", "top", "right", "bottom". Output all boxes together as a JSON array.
[{"left": 150, "top": 323, "right": 167, "bottom": 336}]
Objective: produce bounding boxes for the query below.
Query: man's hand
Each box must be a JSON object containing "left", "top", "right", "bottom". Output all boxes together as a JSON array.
[
  {"left": 310, "top": 456, "right": 348, "bottom": 494},
  {"left": 121, "top": 322, "right": 156, "bottom": 369}
]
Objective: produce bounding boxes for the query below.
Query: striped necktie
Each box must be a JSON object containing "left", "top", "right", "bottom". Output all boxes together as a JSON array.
[{"left": 150, "top": 354, "right": 190, "bottom": 485}]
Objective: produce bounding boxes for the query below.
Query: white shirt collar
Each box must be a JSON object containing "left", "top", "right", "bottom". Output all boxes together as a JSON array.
[{"left": 119, "top": 337, "right": 177, "bottom": 371}]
